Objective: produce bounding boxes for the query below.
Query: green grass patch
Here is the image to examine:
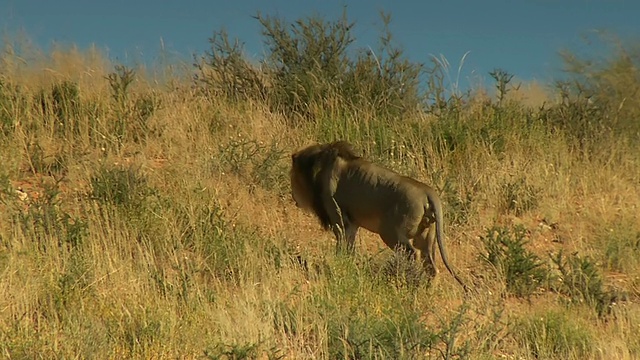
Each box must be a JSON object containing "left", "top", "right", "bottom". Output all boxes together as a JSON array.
[{"left": 513, "top": 310, "right": 595, "bottom": 359}]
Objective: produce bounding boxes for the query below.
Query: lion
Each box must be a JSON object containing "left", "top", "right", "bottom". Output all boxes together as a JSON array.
[{"left": 290, "top": 140, "right": 468, "bottom": 291}]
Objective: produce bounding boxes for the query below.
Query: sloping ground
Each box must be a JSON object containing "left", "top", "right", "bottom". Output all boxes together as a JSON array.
[{"left": 0, "top": 50, "right": 639, "bottom": 359}]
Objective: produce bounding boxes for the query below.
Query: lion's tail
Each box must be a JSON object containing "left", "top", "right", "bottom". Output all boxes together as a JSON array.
[{"left": 429, "top": 197, "right": 469, "bottom": 292}]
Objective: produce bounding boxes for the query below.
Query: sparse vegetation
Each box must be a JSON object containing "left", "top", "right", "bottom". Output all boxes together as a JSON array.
[{"left": 0, "top": 11, "right": 639, "bottom": 359}]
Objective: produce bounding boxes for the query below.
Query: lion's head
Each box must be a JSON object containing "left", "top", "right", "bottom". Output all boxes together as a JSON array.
[{"left": 289, "top": 141, "right": 361, "bottom": 227}]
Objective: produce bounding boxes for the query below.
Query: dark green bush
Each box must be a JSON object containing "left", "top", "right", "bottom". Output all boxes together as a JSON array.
[
  {"left": 51, "top": 81, "right": 81, "bottom": 136},
  {"left": 197, "top": 11, "right": 426, "bottom": 123},
  {"left": 195, "top": 29, "right": 267, "bottom": 103},
  {"left": 214, "top": 139, "right": 289, "bottom": 195},
  {"left": 33, "top": 80, "right": 82, "bottom": 140},
  {"left": 480, "top": 225, "right": 549, "bottom": 298},
  {"left": 106, "top": 65, "right": 159, "bottom": 145},
  {"left": 550, "top": 250, "right": 617, "bottom": 318},
  {"left": 90, "top": 164, "right": 155, "bottom": 210},
  {"left": 16, "top": 179, "right": 88, "bottom": 250}
]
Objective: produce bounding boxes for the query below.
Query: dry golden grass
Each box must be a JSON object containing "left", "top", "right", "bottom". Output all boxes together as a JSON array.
[{"left": 0, "top": 41, "right": 638, "bottom": 359}]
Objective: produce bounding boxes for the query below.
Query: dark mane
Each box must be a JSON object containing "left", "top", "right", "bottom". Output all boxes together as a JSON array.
[
  {"left": 326, "top": 140, "right": 361, "bottom": 161},
  {"left": 292, "top": 140, "right": 362, "bottom": 230}
]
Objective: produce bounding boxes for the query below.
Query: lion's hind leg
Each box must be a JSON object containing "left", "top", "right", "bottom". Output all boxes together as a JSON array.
[
  {"left": 413, "top": 224, "right": 439, "bottom": 278},
  {"left": 378, "top": 227, "right": 417, "bottom": 263}
]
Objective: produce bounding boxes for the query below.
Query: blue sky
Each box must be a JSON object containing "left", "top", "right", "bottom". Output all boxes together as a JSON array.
[{"left": 1, "top": 0, "right": 639, "bottom": 89}]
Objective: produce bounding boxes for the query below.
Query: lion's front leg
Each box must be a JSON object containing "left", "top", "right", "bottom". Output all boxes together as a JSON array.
[
  {"left": 331, "top": 224, "right": 348, "bottom": 254},
  {"left": 326, "top": 203, "right": 358, "bottom": 255},
  {"left": 322, "top": 195, "right": 356, "bottom": 255},
  {"left": 332, "top": 221, "right": 358, "bottom": 255},
  {"left": 344, "top": 223, "right": 358, "bottom": 254}
]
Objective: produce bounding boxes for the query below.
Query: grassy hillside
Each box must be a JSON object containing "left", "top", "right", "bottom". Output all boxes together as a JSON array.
[{"left": 1, "top": 14, "right": 639, "bottom": 359}]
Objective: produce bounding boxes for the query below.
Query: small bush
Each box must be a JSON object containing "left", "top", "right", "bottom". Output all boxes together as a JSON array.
[
  {"left": 311, "top": 113, "right": 399, "bottom": 158},
  {"left": 479, "top": 225, "right": 549, "bottom": 298},
  {"left": 106, "top": 65, "right": 158, "bottom": 145},
  {"left": 376, "top": 250, "right": 427, "bottom": 290},
  {"left": 34, "top": 81, "right": 83, "bottom": 140},
  {"left": 183, "top": 203, "right": 246, "bottom": 284},
  {"left": 15, "top": 179, "right": 88, "bottom": 249},
  {"left": 107, "top": 65, "right": 135, "bottom": 145},
  {"left": 107, "top": 65, "right": 135, "bottom": 110},
  {"left": 24, "top": 142, "right": 67, "bottom": 177},
  {"left": 216, "top": 139, "right": 263, "bottom": 174},
  {"left": 431, "top": 304, "right": 472, "bottom": 360},
  {"left": 537, "top": 84, "right": 606, "bottom": 152},
  {"left": 195, "top": 29, "right": 267, "bottom": 103},
  {"left": 429, "top": 115, "right": 473, "bottom": 156},
  {"left": 489, "top": 68, "right": 515, "bottom": 107},
  {"left": 550, "top": 250, "right": 616, "bottom": 317},
  {"left": 51, "top": 81, "right": 81, "bottom": 137},
  {"left": 117, "top": 308, "right": 164, "bottom": 356},
  {"left": 170, "top": 197, "right": 295, "bottom": 287},
  {"left": 500, "top": 177, "right": 540, "bottom": 216},
  {"left": 90, "top": 164, "right": 156, "bottom": 210},
  {"left": 0, "top": 171, "right": 12, "bottom": 201},
  {"left": 215, "top": 139, "right": 289, "bottom": 194},
  {"left": 53, "top": 254, "right": 93, "bottom": 312},
  {"left": 131, "top": 92, "right": 162, "bottom": 142},
  {"left": 271, "top": 302, "right": 299, "bottom": 339}
]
